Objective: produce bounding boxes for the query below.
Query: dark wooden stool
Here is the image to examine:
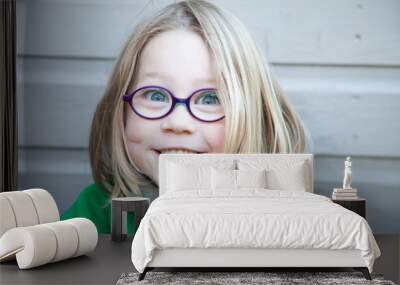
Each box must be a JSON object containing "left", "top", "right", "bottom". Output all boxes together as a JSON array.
[{"left": 111, "top": 197, "right": 150, "bottom": 242}]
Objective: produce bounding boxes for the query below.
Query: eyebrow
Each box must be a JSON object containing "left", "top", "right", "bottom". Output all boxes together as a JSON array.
[{"left": 142, "top": 71, "right": 217, "bottom": 85}]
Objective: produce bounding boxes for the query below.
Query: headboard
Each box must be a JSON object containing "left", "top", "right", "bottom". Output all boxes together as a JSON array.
[{"left": 159, "top": 153, "right": 314, "bottom": 195}]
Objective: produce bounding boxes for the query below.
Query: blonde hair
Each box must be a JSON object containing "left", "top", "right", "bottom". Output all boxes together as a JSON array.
[{"left": 89, "top": 0, "right": 309, "bottom": 198}]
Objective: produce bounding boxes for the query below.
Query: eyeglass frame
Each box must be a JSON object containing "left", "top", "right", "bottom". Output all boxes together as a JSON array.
[{"left": 123, "top": 85, "right": 225, "bottom": 123}]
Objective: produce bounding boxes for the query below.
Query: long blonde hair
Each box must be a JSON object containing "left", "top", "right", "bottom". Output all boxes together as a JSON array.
[{"left": 89, "top": 0, "right": 309, "bottom": 198}]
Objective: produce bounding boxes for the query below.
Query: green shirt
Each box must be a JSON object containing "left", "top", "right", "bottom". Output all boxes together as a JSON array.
[{"left": 60, "top": 182, "right": 158, "bottom": 235}]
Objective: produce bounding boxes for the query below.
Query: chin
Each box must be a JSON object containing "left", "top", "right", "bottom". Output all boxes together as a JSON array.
[
  {"left": 147, "top": 168, "right": 159, "bottom": 185},
  {"left": 144, "top": 151, "right": 160, "bottom": 185}
]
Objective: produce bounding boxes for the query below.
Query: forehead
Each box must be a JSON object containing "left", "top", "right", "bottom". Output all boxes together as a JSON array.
[{"left": 135, "top": 29, "right": 217, "bottom": 89}]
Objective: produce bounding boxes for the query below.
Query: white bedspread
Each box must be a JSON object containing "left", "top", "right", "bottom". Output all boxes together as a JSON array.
[{"left": 131, "top": 190, "right": 380, "bottom": 273}]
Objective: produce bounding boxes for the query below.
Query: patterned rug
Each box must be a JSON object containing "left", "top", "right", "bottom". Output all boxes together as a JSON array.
[{"left": 116, "top": 271, "right": 396, "bottom": 285}]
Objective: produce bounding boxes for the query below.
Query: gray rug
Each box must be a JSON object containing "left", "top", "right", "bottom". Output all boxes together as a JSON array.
[{"left": 116, "top": 271, "right": 396, "bottom": 285}]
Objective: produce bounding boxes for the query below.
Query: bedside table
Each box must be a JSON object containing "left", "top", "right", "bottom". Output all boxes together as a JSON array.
[
  {"left": 331, "top": 198, "right": 366, "bottom": 218},
  {"left": 111, "top": 197, "right": 150, "bottom": 242}
]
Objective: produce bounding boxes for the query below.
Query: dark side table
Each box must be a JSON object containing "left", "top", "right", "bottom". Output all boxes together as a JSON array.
[
  {"left": 111, "top": 197, "right": 150, "bottom": 242},
  {"left": 332, "top": 198, "right": 366, "bottom": 218}
]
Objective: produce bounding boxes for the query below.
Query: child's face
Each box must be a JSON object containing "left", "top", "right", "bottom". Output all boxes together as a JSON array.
[{"left": 124, "top": 29, "right": 225, "bottom": 184}]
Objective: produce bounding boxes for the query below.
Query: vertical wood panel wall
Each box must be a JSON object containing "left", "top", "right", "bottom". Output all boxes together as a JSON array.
[{"left": 16, "top": 0, "right": 400, "bottom": 233}]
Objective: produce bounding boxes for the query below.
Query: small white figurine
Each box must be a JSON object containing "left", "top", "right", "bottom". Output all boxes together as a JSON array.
[{"left": 342, "top": 156, "right": 352, "bottom": 189}]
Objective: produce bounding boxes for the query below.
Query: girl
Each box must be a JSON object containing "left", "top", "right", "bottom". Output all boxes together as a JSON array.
[{"left": 61, "top": 0, "right": 310, "bottom": 234}]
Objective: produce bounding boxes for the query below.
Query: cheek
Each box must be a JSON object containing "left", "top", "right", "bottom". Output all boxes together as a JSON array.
[
  {"left": 124, "top": 113, "right": 156, "bottom": 167},
  {"left": 124, "top": 112, "right": 160, "bottom": 182},
  {"left": 202, "top": 121, "right": 225, "bottom": 152},
  {"left": 124, "top": 113, "right": 154, "bottom": 144}
]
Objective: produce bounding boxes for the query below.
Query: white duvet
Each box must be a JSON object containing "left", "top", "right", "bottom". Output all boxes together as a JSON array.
[{"left": 131, "top": 190, "right": 380, "bottom": 273}]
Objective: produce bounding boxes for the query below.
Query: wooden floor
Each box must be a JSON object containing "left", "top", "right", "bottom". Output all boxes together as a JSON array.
[
  {"left": 0, "top": 234, "right": 398, "bottom": 284},
  {"left": 373, "top": 234, "right": 400, "bottom": 284}
]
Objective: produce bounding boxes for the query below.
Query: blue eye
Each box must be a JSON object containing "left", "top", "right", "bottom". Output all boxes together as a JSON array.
[
  {"left": 195, "top": 92, "right": 220, "bottom": 105},
  {"left": 143, "top": 90, "right": 169, "bottom": 103}
]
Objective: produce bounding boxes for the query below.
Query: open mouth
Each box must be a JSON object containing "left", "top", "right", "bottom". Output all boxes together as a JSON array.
[{"left": 153, "top": 148, "right": 204, "bottom": 154}]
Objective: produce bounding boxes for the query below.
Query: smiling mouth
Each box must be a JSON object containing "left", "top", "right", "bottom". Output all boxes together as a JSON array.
[{"left": 153, "top": 148, "right": 204, "bottom": 154}]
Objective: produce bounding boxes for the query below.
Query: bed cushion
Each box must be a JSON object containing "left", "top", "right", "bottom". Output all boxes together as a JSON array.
[
  {"left": 266, "top": 165, "right": 307, "bottom": 191},
  {"left": 165, "top": 158, "right": 236, "bottom": 193},
  {"left": 236, "top": 169, "right": 268, "bottom": 189},
  {"left": 211, "top": 168, "right": 268, "bottom": 191},
  {"left": 211, "top": 168, "right": 236, "bottom": 190},
  {"left": 237, "top": 159, "right": 310, "bottom": 191},
  {"left": 167, "top": 163, "right": 211, "bottom": 191}
]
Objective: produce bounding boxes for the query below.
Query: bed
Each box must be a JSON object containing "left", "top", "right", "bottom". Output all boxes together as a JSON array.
[{"left": 131, "top": 154, "right": 381, "bottom": 281}]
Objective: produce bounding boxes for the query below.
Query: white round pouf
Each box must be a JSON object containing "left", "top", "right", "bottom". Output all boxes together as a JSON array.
[
  {"left": 0, "top": 196, "right": 17, "bottom": 237},
  {"left": 0, "top": 219, "right": 98, "bottom": 269},
  {"left": 23, "top": 189, "right": 60, "bottom": 224},
  {"left": 0, "top": 191, "right": 39, "bottom": 227},
  {"left": 0, "top": 225, "right": 57, "bottom": 269},
  {"left": 42, "top": 221, "right": 79, "bottom": 262},
  {"left": 65, "top": 218, "right": 98, "bottom": 257}
]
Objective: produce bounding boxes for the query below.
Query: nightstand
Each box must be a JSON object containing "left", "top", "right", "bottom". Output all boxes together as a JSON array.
[
  {"left": 331, "top": 198, "right": 366, "bottom": 218},
  {"left": 111, "top": 197, "right": 150, "bottom": 242}
]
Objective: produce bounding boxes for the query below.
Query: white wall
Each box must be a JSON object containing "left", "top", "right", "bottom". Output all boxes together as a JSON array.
[{"left": 16, "top": 0, "right": 400, "bottom": 233}]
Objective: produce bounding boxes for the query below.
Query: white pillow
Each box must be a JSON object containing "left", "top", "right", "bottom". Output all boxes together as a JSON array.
[
  {"left": 236, "top": 169, "right": 268, "bottom": 189},
  {"left": 211, "top": 168, "right": 236, "bottom": 190},
  {"left": 237, "top": 159, "right": 310, "bottom": 191},
  {"left": 211, "top": 168, "right": 268, "bottom": 190},
  {"left": 167, "top": 163, "right": 211, "bottom": 191},
  {"left": 266, "top": 162, "right": 308, "bottom": 191}
]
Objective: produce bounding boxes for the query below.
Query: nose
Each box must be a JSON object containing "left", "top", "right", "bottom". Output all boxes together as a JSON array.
[{"left": 160, "top": 104, "right": 197, "bottom": 135}]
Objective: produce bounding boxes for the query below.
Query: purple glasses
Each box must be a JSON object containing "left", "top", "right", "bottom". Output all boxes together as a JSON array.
[{"left": 123, "top": 85, "right": 225, "bottom": 122}]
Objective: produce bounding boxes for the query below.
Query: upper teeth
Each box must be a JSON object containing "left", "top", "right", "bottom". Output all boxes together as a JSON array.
[{"left": 159, "top": 149, "right": 197, "bottom": 154}]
